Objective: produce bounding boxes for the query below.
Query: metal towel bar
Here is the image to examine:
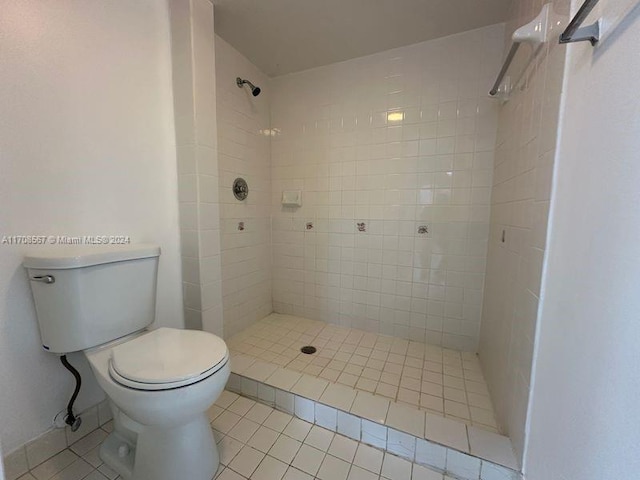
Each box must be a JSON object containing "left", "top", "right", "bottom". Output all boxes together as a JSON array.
[
  {"left": 489, "top": 43, "right": 520, "bottom": 96},
  {"left": 489, "top": 4, "right": 551, "bottom": 99},
  {"left": 559, "top": 0, "right": 600, "bottom": 45}
]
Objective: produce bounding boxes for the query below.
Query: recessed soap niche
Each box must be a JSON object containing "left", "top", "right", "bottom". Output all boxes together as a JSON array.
[{"left": 282, "top": 190, "right": 302, "bottom": 207}]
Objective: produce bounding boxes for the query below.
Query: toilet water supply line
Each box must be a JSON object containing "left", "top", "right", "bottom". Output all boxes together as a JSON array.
[{"left": 60, "top": 355, "right": 83, "bottom": 432}]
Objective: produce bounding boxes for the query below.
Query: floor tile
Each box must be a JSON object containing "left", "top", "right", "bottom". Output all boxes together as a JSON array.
[
  {"left": 217, "top": 391, "right": 240, "bottom": 409},
  {"left": 228, "top": 418, "right": 261, "bottom": 443},
  {"left": 425, "top": 414, "right": 468, "bottom": 452},
  {"left": 291, "top": 445, "right": 325, "bottom": 476},
  {"left": 49, "top": 458, "right": 93, "bottom": 480},
  {"left": 353, "top": 444, "right": 384, "bottom": 474},
  {"left": 269, "top": 435, "right": 302, "bottom": 464},
  {"left": 228, "top": 446, "right": 265, "bottom": 478},
  {"left": 219, "top": 435, "right": 244, "bottom": 465},
  {"left": 282, "top": 418, "right": 312, "bottom": 442},
  {"left": 282, "top": 466, "right": 314, "bottom": 480},
  {"left": 304, "top": 425, "right": 334, "bottom": 452},
  {"left": 30, "top": 450, "right": 78, "bottom": 480},
  {"left": 347, "top": 465, "right": 379, "bottom": 480},
  {"left": 228, "top": 397, "right": 256, "bottom": 417},
  {"left": 381, "top": 453, "right": 412, "bottom": 480},
  {"left": 317, "top": 454, "right": 351, "bottom": 480},
  {"left": 267, "top": 369, "right": 303, "bottom": 390},
  {"left": 263, "top": 410, "right": 293, "bottom": 432},
  {"left": 245, "top": 403, "right": 273, "bottom": 424},
  {"left": 328, "top": 435, "right": 358, "bottom": 462},
  {"left": 250, "top": 455, "right": 288, "bottom": 480},
  {"left": 291, "top": 375, "right": 329, "bottom": 400},
  {"left": 217, "top": 468, "right": 246, "bottom": 480},
  {"left": 213, "top": 411, "right": 243, "bottom": 434},
  {"left": 411, "top": 464, "right": 443, "bottom": 480},
  {"left": 467, "top": 426, "right": 518, "bottom": 469},
  {"left": 351, "top": 392, "right": 390, "bottom": 423},
  {"left": 386, "top": 403, "right": 425, "bottom": 437},
  {"left": 319, "top": 383, "right": 358, "bottom": 411}
]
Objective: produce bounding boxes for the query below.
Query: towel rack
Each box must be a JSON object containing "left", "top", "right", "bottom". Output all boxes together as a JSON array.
[
  {"left": 559, "top": 0, "right": 600, "bottom": 45},
  {"left": 489, "top": 3, "right": 551, "bottom": 99}
]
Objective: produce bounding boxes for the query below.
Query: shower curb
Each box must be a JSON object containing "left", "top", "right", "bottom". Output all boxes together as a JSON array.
[{"left": 226, "top": 368, "right": 522, "bottom": 480}]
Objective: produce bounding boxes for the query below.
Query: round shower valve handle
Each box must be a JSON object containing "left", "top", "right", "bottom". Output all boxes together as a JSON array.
[{"left": 233, "top": 178, "right": 249, "bottom": 201}]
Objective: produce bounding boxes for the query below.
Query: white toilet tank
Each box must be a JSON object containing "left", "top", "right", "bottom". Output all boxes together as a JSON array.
[{"left": 24, "top": 244, "right": 160, "bottom": 354}]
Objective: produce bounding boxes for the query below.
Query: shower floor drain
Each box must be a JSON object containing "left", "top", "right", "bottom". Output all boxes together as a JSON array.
[{"left": 300, "top": 346, "right": 317, "bottom": 354}]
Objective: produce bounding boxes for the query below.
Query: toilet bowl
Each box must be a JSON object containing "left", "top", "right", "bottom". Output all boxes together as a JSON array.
[
  {"left": 23, "top": 244, "right": 229, "bottom": 480},
  {"left": 85, "top": 328, "right": 230, "bottom": 480}
]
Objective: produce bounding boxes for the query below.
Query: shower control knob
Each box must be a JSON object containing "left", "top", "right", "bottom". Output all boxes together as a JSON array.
[{"left": 233, "top": 178, "right": 249, "bottom": 201}]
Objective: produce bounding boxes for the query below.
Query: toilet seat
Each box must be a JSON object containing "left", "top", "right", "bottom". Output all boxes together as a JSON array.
[{"left": 108, "top": 328, "right": 229, "bottom": 391}]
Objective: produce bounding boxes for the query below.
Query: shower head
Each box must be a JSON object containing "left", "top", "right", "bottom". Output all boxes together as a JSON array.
[{"left": 236, "top": 77, "right": 261, "bottom": 97}]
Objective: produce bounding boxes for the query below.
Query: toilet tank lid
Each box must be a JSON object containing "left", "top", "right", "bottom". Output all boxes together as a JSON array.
[{"left": 23, "top": 243, "right": 160, "bottom": 270}]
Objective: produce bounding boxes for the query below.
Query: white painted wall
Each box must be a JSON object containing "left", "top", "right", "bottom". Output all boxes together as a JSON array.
[
  {"left": 0, "top": 0, "right": 183, "bottom": 452},
  {"left": 270, "top": 25, "right": 504, "bottom": 351},
  {"left": 525, "top": 1, "right": 640, "bottom": 478}
]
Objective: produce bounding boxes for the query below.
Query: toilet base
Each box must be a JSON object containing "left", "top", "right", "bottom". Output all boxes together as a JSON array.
[
  {"left": 100, "top": 413, "right": 218, "bottom": 480},
  {"left": 100, "top": 432, "right": 136, "bottom": 479}
]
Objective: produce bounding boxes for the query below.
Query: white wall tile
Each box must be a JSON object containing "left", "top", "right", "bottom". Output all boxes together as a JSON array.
[
  {"left": 337, "top": 411, "right": 361, "bottom": 441},
  {"left": 275, "top": 390, "right": 295, "bottom": 414},
  {"left": 361, "top": 419, "right": 387, "bottom": 450},
  {"left": 478, "top": 0, "right": 565, "bottom": 461},
  {"left": 315, "top": 404, "right": 338, "bottom": 431},
  {"left": 215, "top": 35, "right": 272, "bottom": 338},
  {"left": 446, "top": 450, "right": 481, "bottom": 479},
  {"left": 294, "top": 396, "right": 315, "bottom": 423},
  {"left": 415, "top": 439, "right": 446, "bottom": 470},
  {"left": 269, "top": 25, "right": 503, "bottom": 350},
  {"left": 387, "top": 428, "right": 416, "bottom": 460}
]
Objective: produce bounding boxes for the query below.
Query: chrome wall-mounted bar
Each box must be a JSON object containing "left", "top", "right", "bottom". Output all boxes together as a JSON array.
[
  {"left": 489, "top": 4, "right": 551, "bottom": 99},
  {"left": 489, "top": 43, "right": 520, "bottom": 96},
  {"left": 559, "top": 0, "right": 600, "bottom": 45}
]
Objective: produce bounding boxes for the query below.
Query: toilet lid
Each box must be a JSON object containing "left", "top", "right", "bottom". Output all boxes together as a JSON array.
[{"left": 109, "top": 328, "right": 228, "bottom": 389}]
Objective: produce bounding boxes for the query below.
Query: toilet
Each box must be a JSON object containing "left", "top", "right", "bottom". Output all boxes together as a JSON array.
[{"left": 24, "top": 244, "right": 230, "bottom": 480}]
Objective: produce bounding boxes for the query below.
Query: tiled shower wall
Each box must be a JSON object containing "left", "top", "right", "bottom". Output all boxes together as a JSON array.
[
  {"left": 478, "top": 0, "right": 569, "bottom": 460},
  {"left": 170, "top": 0, "right": 224, "bottom": 335},
  {"left": 270, "top": 25, "right": 504, "bottom": 351},
  {"left": 215, "top": 36, "right": 273, "bottom": 338}
]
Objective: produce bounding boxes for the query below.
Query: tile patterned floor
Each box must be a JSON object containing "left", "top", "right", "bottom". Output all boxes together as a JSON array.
[
  {"left": 15, "top": 391, "right": 456, "bottom": 480},
  {"left": 228, "top": 314, "right": 499, "bottom": 433},
  {"left": 211, "top": 390, "right": 456, "bottom": 480},
  {"left": 15, "top": 421, "right": 120, "bottom": 480}
]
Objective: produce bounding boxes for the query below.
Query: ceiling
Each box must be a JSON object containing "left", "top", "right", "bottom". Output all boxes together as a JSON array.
[{"left": 213, "top": 0, "right": 510, "bottom": 77}]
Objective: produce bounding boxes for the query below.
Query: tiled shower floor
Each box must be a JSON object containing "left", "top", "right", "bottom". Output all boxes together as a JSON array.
[{"left": 227, "top": 314, "right": 499, "bottom": 434}]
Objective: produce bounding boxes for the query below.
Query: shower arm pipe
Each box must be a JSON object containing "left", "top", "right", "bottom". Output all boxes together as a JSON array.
[{"left": 236, "top": 77, "right": 261, "bottom": 96}]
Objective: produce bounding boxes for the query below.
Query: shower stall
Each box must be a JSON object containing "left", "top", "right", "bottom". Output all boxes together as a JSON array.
[{"left": 174, "top": 0, "right": 567, "bottom": 476}]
